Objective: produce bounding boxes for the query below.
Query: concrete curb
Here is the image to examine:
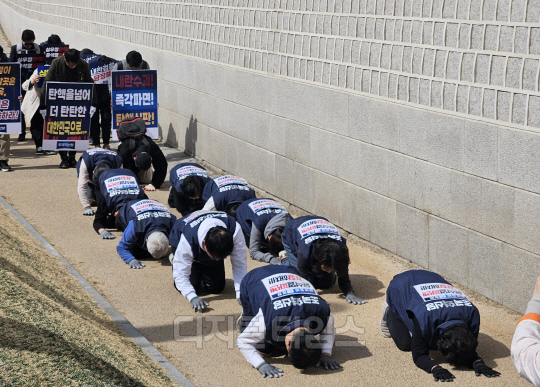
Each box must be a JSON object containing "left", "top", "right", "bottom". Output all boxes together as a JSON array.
[{"left": 0, "top": 195, "right": 195, "bottom": 387}]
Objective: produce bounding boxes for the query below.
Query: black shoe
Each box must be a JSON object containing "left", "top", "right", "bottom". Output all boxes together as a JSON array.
[
  {"left": 59, "top": 160, "right": 69, "bottom": 169},
  {"left": 69, "top": 159, "right": 77, "bottom": 168},
  {"left": 36, "top": 147, "right": 45, "bottom": 155},
  {"left": 17, "top": 134, "right": 26, "bottom": 141},
  {"left": 88, "top": 138, "right": 94, "bottom": 145},
  {"left": 0, "top": 160, "right": 12, "bottom": 172}
]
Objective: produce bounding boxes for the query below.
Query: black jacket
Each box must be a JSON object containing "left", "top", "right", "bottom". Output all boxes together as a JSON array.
[{"left": 118, "top": 135, "right": 167, "bottom": 189}]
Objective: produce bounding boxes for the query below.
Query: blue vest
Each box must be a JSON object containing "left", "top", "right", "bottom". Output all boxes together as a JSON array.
[
  {"left": 119, "top": 199, "right": 177, "bottom": 248},
  {"left": 282, "top": 216, "right": 346, "bottom": 265},
  {"left": 76, "top": 148, "right": 123, "bottom": 180},
  {"left": 98, "top": 169, "right": 147, "bottom": 212},
  {"left": 169, "top": 211, "right": 237, "bottom": 265},
  {"left": 242, "top": 265, "right": 331, "bottom": 347},
  {"left": 201, "top": 175, "right": 256, "bottom": 211},
  {"left": 236, "top": 198, "right": 289, "bottom": 239},
  {"left": 169, "top": 162, "right": 211, "bottom": 194},
  {"left": 387, "top": 270, "right": 480, "bottom": 347}
]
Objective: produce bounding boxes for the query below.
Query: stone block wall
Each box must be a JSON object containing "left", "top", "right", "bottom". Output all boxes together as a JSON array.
[{"left": 1, "top": 0, "right": 539, "bottom": 311}]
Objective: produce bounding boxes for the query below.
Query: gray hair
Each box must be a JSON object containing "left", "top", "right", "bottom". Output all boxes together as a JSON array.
[{"left": 147, "top": 231, "right": 170, "bottom": 259}]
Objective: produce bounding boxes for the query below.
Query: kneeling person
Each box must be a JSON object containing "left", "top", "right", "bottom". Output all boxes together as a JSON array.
[
  {"left": 202, "top": 175, "right": 256, "bottom": 217},
  {"left": 381, "top": 269, "right": 501, "bottom": 381},
  {"left": 116, "top": 199, "right": 177, "bottom": 269},
  {"left": 237, "top": 265, "right": 340, "bottom": 378},
  {"left": 76, "top": 148, "right": 122, "bottom": 216},
  {"left": 93, "top": 167, "right": 147, "bottom": 240},
  {"left": 168, "top": 163, "right": 211, "bottom": 216},
  {"left": 281, "top": 216, "right": 366, "bottom": 305},
  {"left": 170, "top": 211, "right": 247, "bottom": 312}
]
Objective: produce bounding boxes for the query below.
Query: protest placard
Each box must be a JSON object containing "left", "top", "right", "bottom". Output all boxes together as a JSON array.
[
  {"left": 111, "top": 69, "right": 158, "bottom": 140},
  {"left": 0, "top": 63, "right": 22, "bottom": 134},
  {"left": 36, "top": 65, "right": 50, "bottom": 88},
  {"left": 16, "top": 53, "right": 45, "bottom": 71},
  {"left": 82, "top": 54, "right": 117, "bottom": 85},
  {"left": 42, "top": 82, "right": 93, "bottom": 151},
  {"left": 42, "top": 44, "right": 69, "bottom": 64}
]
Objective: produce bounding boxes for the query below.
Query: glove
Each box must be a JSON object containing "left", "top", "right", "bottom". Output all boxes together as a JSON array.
[
  {"left": 345, "top": 292, "right": 367, "bottom": 305},
  {"left": 316, "top": 355, "right": 342, "bottom": 370},
  {"left": 143, "top": 183, "right": 156, "bottom": 191},
  {"left": 473, "top": 360, "right": 500, "bottom": 378},
  {"left": 89, "top": 106, "right": 96, "bottom": 117},
  {"left": 432, "top": 365, "right": 455, "bottom": 382},
  {"left": 39, "top": 109, "right": 46, "bottom": 119},
  {"left": 128, "top": 259, "right": 145, "bottom": 269},
  {"left": 269, "top": 257, "right": 281, "bottom": 265},
  {"left": 83, "top": 207, "right": 95, "bottom": 216},
  {"left": 100, "top": 230, "right": 115, "bottom": 239},
  {"left": 190, "top": 297, "right": 209, "bottom": 312},
  {"left": 257, "top": 363, "right": 283, "bottom": 378}
]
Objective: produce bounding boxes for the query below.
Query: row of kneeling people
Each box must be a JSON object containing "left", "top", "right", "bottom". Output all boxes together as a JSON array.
[{"left": 74, "top": 136, "right": 506, "bottom": 382}]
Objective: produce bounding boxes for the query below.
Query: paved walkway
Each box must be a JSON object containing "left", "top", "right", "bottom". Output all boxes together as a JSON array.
[{"left": 0, "top": 134, "right": 528, "bottom": 386}]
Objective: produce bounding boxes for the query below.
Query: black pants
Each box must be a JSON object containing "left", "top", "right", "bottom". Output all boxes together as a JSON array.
[
  {"left": 188, "top": 260, "right": 226, "bottom": 295},
  {"left": 59, "top": 151, "right": 76, "bottom": 161},
  {"left": 90, "top": 99, "right": 112, "bottom": 146},
  {"left": 168, "top": 187, "right": 205, "bottom": 216},
  {"left": 30, "top": 111, "right": 43, "bottom": 148},
  {"left": 386, "top": 307, "right": 412, "bottom": 351}
]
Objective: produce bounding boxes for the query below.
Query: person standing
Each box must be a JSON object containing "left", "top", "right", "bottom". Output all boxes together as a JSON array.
[
  {"left": 41, "top": 48, "right": 96, "bottom": 168},
  {"left": 0, "top": 44, "right": 11, "bottom": 171}
]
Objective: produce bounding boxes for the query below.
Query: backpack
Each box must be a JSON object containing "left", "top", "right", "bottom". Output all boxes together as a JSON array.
[{"left": 118, "top": 117, "right": 147, "bottom": 141}]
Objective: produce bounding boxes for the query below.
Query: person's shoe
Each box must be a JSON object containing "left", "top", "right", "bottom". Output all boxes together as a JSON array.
[
  {"left": 379, "top": 301, "right": 391, "bottom": 338},
  {"left": 0, "top": 160, "right": 12, "bottom": 172},
  {"left": 102, "top": 144, "right": 111, "bottom": 150},
  {"left": 35, "top": 147, "right": 45, "bottom": 155},
  {"left": 17, "top": 133, "right": 26, "bottom": 141},
  {"left": 44, "top": 150, "right": 56, "bottom": 155},
  {"left": 88, "top": 138, "right": 94, "bottom": 145},
  {"left": 68, "top": 158, "right": 78, "bottom": 168},
  {"left": 59, "top": 160, "right": 69, "bottom": 169}
]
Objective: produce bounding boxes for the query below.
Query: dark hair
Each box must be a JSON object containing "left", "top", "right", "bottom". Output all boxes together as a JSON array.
[
  {"left": 126, "top": 50, "right": 143, "bottom": 68},
  {"left": 63, "top": 48, "right": 80, "bottom": 64},
  {"left": 204, "top": 226, "right": 234, "bottom": 260},
  {"left": 21, "top": 29, "right": 35, "bottom": 42},
  {"left": 135, "top": 149, "right": 152, "bottom": 171},
  {"left": 80, "top": 48, "right": 94, "bottom": 55},
  {"left": 310, "top": 238, "right": 349, "bottom": 275},
  {"left": 268, "top": 226, "right": 285, "bottom": 256},
  {"left": 288, "top": 329, "right": 322, "bottom": 369},
  {"left": 437, "top": 325, "right": 478, "bottom": 366},
  {"left": 47, "top": 34, "right": 62, "bottom": 44},
  {"left": 225, "top": 202, "right": 240, "bottom": 218},
  {"left": 181, "top": 175, "right": 205, "bottom": 198},
  {"left": 92, "top": 163, "right": 111, "bottom": 186}
]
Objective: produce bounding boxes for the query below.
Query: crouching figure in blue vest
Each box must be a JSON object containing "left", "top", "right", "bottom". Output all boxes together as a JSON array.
[
  {"left": 167, "top": 162, "right": 211, "bottom": 216},
  {"left": 169, "top": 211, "right": 248, "bottom": 312},
  {"left": 236, "top": 198, "right": 293, "bottom": 265},
  {"left": 237, "top": 265, "right": 341, "bottom": 378},
  {"left": 281, "top": 216, "right": 366, "bottom": 305},
  {"left": 76, "top": 147, "right": 122, "bottom": 216},
  {"left": 116, "top": 199, "right": 177, "bottom": 269},
  {"left": 93, "top": 167, "right": 148, "bottom": 240},
  {"left": 201, "top": 175, "right": 256, "bottom": 217},
  {"left": 380, "top": 269, "right": 501, "bottom": 382}
]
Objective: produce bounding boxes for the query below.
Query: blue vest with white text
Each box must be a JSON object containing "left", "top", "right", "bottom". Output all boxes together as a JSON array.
[
  {"left": 169, "top": 211, "right": 237, "bottom": 265},
  {"left": 241, "top": 265, "right": 331, "bottom": 347},
  {"left": 282, "top": 216, "right": 346, "bottom": 265},
  {"left": 76, "top": 148, "right": 122, "bottom": 180},
  {"left": 98, "top": 169, "right": 147, "bottom": 212},
  {"left": 119, "top": 199, "right": 177, "bottom": 248},
  {"left": 386, "top": 270, "right": 480, "bottom": 347},
  {"left": 201, "top": 175, "right": 256, "bottom": 211},
  {"left": 169, "top": 162, "right": 211, "bottom": 194},
  {"left": 236, "top": 198, "right": 290, "bottom": 239}
]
